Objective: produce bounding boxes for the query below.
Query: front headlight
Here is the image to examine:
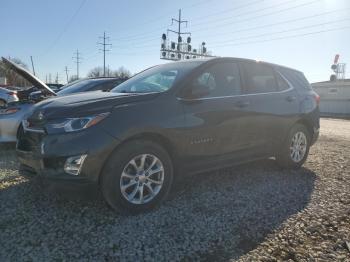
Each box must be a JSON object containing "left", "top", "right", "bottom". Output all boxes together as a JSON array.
[
  {"left": 45, "top": 112, "right": 110, "bottom": 134},
  {"left": 0, "top": 107, "right": 20, "bottom": 115}
]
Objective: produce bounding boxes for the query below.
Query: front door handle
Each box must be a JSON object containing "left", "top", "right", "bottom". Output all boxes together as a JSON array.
[
  {"left": 235, "top": 100, "right": 250, "bottom": 108},
  {"left": 286, "top": 96, "right": 296, "bottom": 102}
]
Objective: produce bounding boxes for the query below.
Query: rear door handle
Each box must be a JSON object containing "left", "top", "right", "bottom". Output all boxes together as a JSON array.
[
  {"left": 286, "top": 96, "right": 296, "bottom": 102},
  {"left": 235, "top": 100, "right": 250, "bottom": 108}
]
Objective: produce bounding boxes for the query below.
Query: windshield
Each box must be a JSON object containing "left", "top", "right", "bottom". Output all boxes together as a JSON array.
[
  {"left": 57, "top": 79, "right": 103, "bottom": 95},
  {"left": 111, "top": 61, "right": 201, "bottom": 94}
]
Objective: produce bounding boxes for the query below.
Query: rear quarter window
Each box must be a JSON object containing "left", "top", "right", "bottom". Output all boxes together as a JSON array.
[{"left": 278, "top": 67, "right": 311, "bottom": 90}]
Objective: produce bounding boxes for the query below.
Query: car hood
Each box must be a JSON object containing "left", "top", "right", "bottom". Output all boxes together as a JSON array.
[
  {"left": 1, "top": 57, "right": 56, "bottom": 96},
  {"left": 29, "top": 91, "right": 159, "bottom": 121}
]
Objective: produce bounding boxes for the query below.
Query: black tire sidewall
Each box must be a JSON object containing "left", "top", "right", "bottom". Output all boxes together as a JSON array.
[
  {"left": 101, "top": 140, "right": 173, "bottom": 214},
  {"left": 278, "top": 124, "right": 311, "bottom": 169}
]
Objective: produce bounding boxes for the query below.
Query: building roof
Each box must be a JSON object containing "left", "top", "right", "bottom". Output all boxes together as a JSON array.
[{"left": 312, "top": 79, "right": 350, "bottom": 87}]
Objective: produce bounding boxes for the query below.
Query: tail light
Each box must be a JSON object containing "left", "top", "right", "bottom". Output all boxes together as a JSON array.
[{"left": 314, "top": 93, "right": 320, "bottom": 105}]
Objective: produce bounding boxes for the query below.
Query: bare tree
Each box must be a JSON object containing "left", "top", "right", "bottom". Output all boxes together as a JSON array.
[
  {"left": 68, "top": 75, "right": 79, "bottom": 83},
  {"left": 87, "top": 66, "right": 131, "bottom": 79},
  {"left": 0, "top": 57, "right": 31, "bottom": 87},
  {"left": 112, "top": 66, "right": 131, "bottom": 78},
  {"left": 87, "top": 66, "right": 104, "bottom": 78}
]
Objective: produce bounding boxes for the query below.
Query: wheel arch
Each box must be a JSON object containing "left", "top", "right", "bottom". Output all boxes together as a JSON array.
[
  {"left": 98, "top": 132, "right": 177, "bottom": 185},
  {"left": 294, "top": 118, "right": 314, "bottom": 141}
]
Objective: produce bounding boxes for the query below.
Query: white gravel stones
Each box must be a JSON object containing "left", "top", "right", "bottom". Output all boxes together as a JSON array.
[{"left": 1, "top": 119, "right": 349, "bottom": 261}]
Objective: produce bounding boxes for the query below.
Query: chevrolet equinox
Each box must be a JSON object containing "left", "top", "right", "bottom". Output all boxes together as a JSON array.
[{"left": 17, "top": 57, "right": 320, "bottom": 213}]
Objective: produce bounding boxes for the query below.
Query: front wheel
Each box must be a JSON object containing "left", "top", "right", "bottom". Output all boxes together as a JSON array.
[
  {"left": 101, "top": 140, "right": 173, "bottom": 214},
  {"left": 276, "top": 124, "right": 310, "bottom": 169}
]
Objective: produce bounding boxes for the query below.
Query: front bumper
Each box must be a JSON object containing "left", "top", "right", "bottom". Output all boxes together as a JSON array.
[{"left": 16, "top": 125, "right": 120, "bottom": 185}]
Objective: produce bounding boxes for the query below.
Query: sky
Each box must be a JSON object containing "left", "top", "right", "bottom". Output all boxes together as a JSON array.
[{"left": 1, "top": 0, "right": 350, "bottom": 84}]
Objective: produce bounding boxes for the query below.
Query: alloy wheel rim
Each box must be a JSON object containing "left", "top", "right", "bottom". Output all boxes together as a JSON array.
[
  {"left": 290, "top": 131, "right": 307, "bottom": 163},
  {"left": 120, "top": 154, "right": 164, "bottom": 204}
]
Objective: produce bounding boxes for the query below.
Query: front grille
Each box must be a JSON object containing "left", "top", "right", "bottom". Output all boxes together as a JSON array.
[{"left": 17, "top": 130, "right": 44, "bottom": 153}]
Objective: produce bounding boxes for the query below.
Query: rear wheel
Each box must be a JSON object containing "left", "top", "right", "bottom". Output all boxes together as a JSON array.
[
  {"left": 101, "top": 140, "right": 173, "bottom": 213},
  {"left": 276, "top": 124, "right": 310, "bottom": 169}
]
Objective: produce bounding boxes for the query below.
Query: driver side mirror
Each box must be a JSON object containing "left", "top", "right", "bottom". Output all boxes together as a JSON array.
[{"left": 187, "top": 83, "right": 211, "bottom": 99}]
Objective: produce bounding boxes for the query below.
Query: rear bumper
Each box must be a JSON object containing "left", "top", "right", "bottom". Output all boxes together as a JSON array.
[
  {"left": 0, "top": 103, "right": 33, "bottom": 143},
  {"left": 0, "top": 113, "right": 21, "bottom": 142}
]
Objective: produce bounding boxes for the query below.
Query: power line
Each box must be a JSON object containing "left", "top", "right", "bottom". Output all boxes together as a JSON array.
[
  {"left": 190, "top": 0, "right": 298, "bottom": 27},
  {"left": 209, "top": 18, "right": 350, "bottom": 45},
  {"left": 109, "top": 0, "right": 216, "bottom": 35},
  {"left": 195, "top": 8, "right": 350, "bottom": 39},
  {"left": 98, "top": 31, "right": 112, "bottom": 77},
  {"left": 108, "top": 24, "right": 350, "bottom": 56},
  {"left": 211, "top": 26, "right": 350, "bottom": 48},
  {"left": 168, "top": 9, "right": 191, "bottom": 40},
  {"left": 42, "top": 0, "right": 87, "bottom": 56},
  {"left": 110, "top": 0, "right": 320, "bottom": 43},
  {"left": 72, "top": 49, "right": 82, "bottom": 79},
  {"left": 111, "top": 8, "right": 350, "bottom": 49},
  {"left": 109, "top": 0, "right": 266, "bottom": 42},
  {"left": 191, "top": 0, "right": 323, "bottom": 31},
  {"left": 191, "top": 0, "right": 266, "bottom": 22}
]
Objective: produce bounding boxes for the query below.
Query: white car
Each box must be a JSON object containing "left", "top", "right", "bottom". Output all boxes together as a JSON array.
[{"left": 0, "top": 87, "right": 19, "bottom": 107}]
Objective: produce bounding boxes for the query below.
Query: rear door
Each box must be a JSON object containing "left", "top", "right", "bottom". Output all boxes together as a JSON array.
[{"left": 239, "top": 62, "right": 299, "bottom": 153}]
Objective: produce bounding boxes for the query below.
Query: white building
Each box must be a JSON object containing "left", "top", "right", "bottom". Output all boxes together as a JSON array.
[{"left": 312, "top": 80, "right": 350, "bottom": 117}]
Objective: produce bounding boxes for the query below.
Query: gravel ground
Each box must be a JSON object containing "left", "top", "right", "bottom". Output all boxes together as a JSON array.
[{"left": 0, "top": 118, "right": 349, "bottom": 261}]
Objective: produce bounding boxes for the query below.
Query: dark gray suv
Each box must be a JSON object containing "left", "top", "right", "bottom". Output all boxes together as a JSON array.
[{"left": 17, "top": 57, "right": 320, "bottom": 213}]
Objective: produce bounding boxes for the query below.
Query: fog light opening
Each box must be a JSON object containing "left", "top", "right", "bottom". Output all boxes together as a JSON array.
[{"left": 64, "top": 155, "right": 87, "bottom": 176}]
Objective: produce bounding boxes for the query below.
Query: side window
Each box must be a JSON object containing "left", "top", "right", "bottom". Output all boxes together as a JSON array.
[
  {"left": 242, "top": 63, "right": 278, "bottom": 94},
  {"left": 275, "top": 72, "right": 290, "bottom": 91},
  {"left": 279, "top": 68, "right": 312, "bottom": 90},
  {"left": 192, "top": 62, "right": 241, "bottom": 97},
  {"left": 102, "top": 81, "right": 121, "bottom": 91},
  {"left": 89, "top": 82, "right": 106, "bottom": 91}
]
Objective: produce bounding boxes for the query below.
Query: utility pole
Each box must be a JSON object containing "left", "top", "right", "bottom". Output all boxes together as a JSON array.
[
  {"left": 161, "top": 9, "right": 213, "bottom": 61},
  {"left": 49, "top": 73, "right": 52, "bottom": 83},
  {"left": 64, "top": 66, "right": 69, "bottom": 83},
  {"left": 55, "top": 73, "right": 59, "bottom": 84},
  {"left": 30, "top": 56, "right": 36, "bottom": 76},
  {"left": 168, "top": 9, "right": 190, "bottom": 48},
  {"left": 72, "top": 49, "right": 82, "bottom": 79},
  {"left": 98, "top": 31, "right": 112, "bottom": 77}
]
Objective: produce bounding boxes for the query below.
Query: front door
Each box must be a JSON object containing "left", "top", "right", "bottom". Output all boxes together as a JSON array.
[{"left": 179, "top": 61, "right": 252, "bottom": 169}]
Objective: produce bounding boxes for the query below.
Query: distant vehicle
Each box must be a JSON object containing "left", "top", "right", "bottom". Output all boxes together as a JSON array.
[
  {"left": 46, "top": 83, "right": 64, "bottom": 92},
  {"left": 0, "top": 57, "right": 127, "bottom": 143},
  {"left": 0, "top": 87, "right": 19, "bottom": 107},
  {"left": 16, "top": 57, "right": 320, "bottom": 213},
  {"left": 57, "top": 77, "right": 126, "bottom": 96}
]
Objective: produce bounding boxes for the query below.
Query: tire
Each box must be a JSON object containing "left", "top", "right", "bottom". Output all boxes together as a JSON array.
[
  {"left": 276, "top": 124, "right": 310, "bottom": 169},
  {"left": 101, "top": 140, "right": 174, "bottom": 214}
]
